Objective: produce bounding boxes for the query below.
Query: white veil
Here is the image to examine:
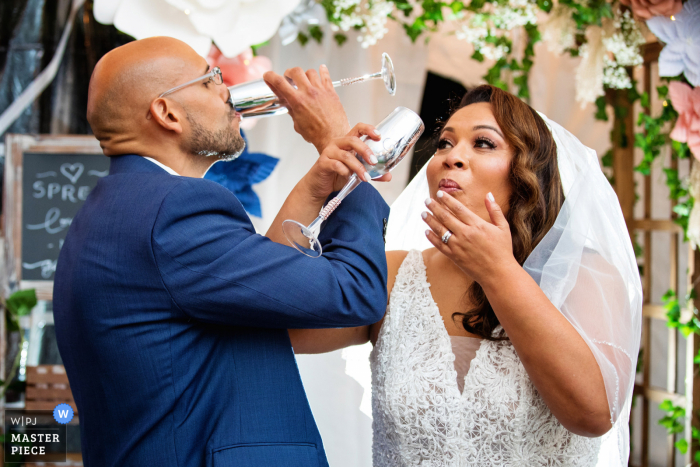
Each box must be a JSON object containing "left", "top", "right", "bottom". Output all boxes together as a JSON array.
[{"left": 385, "top": 113, "right": 643, "bottom": 466}]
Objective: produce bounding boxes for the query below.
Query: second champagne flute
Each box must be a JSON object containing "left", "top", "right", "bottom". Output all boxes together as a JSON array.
[{"left": 282, "top": 106, "right": 425, "bottom": 257}]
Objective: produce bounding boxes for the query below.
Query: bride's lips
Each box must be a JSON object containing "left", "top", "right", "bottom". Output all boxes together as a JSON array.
[{"left": 438, "top": 178, "right": 461, "bottom": 193}]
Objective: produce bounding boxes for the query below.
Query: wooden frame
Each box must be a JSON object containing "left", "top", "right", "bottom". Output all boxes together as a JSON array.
[
  {"left": 619, "top": 42, "right": 699, "bottom": 466},
  {"left": 2, "top": 134, "right": 102, "bottom": 301}
]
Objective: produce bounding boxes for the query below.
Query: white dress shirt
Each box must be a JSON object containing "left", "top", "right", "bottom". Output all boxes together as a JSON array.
[{"left": 143, "top": 157, "right": 179, "bottom": 176}]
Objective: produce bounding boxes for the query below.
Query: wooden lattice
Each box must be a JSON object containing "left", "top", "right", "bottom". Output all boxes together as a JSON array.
[{"left": 615, "top": 42, "right": 699, "bottom": 467}]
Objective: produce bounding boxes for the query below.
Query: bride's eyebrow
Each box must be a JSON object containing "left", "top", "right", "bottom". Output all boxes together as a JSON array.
[{"left": 473, "top": 124, "right": 504, "bottom": 139}]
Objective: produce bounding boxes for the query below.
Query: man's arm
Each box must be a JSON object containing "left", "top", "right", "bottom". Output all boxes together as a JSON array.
[{"left": 152, "top": 178, "right": 389, "bottom": 329}]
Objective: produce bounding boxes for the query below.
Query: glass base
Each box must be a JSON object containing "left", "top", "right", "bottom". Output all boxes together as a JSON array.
[
  {"left": 282, "top": 219, "right": 322, "bottom": 258},
  {"left": 381, "top": 53, "right": 396, "bottom": 96}
]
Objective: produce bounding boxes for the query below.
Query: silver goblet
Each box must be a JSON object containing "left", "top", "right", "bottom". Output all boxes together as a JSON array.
[
  {"left": 228, "top": 53, "right": 396, "bottom": 119},
  {"left": 282, "top": 106, "right": 425, "bottom": 257}
]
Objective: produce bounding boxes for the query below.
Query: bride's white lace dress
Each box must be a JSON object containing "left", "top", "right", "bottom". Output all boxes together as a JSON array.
[{"left": 370, "top": 250, "right": 601, "bottom": 466}]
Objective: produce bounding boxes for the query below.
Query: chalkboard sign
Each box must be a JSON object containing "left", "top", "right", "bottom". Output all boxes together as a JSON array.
[
  {"left": 3, "top": 134, "right": 106, "bottom": 300},
  {"left": 22, "top": 153, "right": 109, "bottom": 280}
]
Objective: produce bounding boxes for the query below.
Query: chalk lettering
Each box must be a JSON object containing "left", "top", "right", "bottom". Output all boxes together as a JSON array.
[
  {"left": 33, "top": 181, "right": 46, "bottom": 198},
  {"left": 22, "top": 259, "right": 57, "bottom": 279},
  {"left": 61, "top": 184, "right": 76, "bottom": 202},
  {"left": 60, "top": 163, "right": 84, "bottom": 184},
  {"left": 47, "top": 182, "right": 61, "bottom": 199},
  {"left": 26, "top": 208, "right": 72, "bottom": 234},
  {"left": 78, "top": 186, "right": 90, "bottom": 200}
]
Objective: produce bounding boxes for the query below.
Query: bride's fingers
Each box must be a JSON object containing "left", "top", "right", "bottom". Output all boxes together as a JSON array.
[
  {"left": 325, "top": 145, "right": 372, "bottom": 182},
  {"left": 334, "top": 136, "right": 377, "bottom": 167},
  {"left": 425, "top": 228, "right": 452, "bottom": 256},
  {"left": 421, "top": 209, "right": 450, "bottom": 239},
  {"left": 424, "top": 196, "right": 464, "bottom": 235},
  {"left": 435, "top": 190, "right": 480, "bottom": 225},
  {"left": 346, "top": 122, "right": 381, "bottom": 141},
  {"left": 319, "top": 154, "right": 352, "bottom": 179}
]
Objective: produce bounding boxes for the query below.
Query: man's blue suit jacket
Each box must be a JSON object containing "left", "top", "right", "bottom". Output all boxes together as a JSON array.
[{"left": 53, "top": 155, "right": 390, "bottom": 467}]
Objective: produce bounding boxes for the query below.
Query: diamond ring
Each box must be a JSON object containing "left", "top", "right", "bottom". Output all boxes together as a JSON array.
[{"left": 441, "top": 230, "right": 452, "bottom": 244}]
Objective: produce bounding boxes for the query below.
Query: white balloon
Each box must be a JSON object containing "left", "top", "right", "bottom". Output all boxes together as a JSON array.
[
  {"left": 93, "top": 0, "right": 124, "bottom": 24},
  {"left": 113, "top": 0, "right": 213, "bottom": 57},
  {"left": 93, "top": 0, "right": 302, "bottom": 57}
]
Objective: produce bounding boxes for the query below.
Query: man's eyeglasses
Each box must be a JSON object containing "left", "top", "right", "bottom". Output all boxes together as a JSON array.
[{"left": 159, "top": 67, "right": 224, "bottom": 98}]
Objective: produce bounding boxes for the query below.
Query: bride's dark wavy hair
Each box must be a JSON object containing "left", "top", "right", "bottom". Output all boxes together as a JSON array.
[{"left": 448, "top": 85, "right": 564, "bottom": 340}]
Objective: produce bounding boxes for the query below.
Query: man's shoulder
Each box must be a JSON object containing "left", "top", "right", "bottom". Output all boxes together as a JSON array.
[
  {"left": 151, "top": 177, "right": 250, "bottom": 236},
  {"left": 158, "top": 176, "right": 242, "bottom": 212}
]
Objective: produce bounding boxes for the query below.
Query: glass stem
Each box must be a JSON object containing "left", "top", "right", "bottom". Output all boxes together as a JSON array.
[
  {"left": 332, "top": 72, "right": 382, "bottom": 88},
  {"left": 307, "top": 173, "right": 363, "bottom": 235}
]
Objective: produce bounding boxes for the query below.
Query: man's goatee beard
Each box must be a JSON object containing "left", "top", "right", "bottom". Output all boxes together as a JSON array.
[
  {"left": 196, "top": 142, "right": 246, "bottom": 162},
  {"left": 186, "top": 115, "right": 246, "bottom": 161}
]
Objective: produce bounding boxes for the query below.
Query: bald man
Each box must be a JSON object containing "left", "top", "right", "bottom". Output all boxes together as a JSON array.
[{"left": 53, "top": 37, "right": 390, "bottom": 467}]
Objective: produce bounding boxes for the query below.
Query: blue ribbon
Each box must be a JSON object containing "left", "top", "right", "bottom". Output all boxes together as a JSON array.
[{"left": 204, "top": 131, "right": 279, "bottom": 218}]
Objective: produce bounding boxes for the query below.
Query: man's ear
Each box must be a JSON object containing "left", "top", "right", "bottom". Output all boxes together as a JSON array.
[{"left": 149, "top": 98, "right": 184, "bottom": 134}]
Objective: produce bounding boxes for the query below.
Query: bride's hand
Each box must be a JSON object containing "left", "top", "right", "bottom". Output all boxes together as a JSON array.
[
  {"left": 302, "top": 123, "right": 392, "bottom": 201},
  {"left": 422, "top": 190, "right": 517, "bottom": 284}
]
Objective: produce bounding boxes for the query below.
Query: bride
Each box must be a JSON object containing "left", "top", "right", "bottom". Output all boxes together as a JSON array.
[{"left": 288, "top": 84, "right": 642, "bottom": 466}]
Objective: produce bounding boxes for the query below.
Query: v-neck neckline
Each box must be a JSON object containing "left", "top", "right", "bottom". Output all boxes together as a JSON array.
[{"left": 415, "top": 250, "right": 483, "bottom": 397}]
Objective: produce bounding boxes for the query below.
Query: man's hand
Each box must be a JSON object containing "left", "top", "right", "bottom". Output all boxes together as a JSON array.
[
  {"left": 264, "top": 66, "right": 351, "bottom": 154},
  {"left": 301, "top": 123, "right": 391, "bottom": 202}
]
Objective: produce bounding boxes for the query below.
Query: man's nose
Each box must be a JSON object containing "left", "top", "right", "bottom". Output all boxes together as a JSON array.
[{"left": 222, "top": 84, "right": 232, "bottom": 105}]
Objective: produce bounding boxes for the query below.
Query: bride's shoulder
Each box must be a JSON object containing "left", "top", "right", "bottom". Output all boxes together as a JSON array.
[
  {"left": 386, "top": 250, "right": 410, "bottom": 292},
  {"left": 386, "top": 249, "right": 434, "bottom": 293},
  {"left": 386, "top": 250, "right": 410, "bottom": 268}
]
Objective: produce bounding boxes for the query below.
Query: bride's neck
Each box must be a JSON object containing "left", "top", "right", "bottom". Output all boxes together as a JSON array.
[{"left": 424, "top": 248, "right": 473, "bottom": 285}]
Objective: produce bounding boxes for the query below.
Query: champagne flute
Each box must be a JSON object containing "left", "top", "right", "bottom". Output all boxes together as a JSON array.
[
  {"left": 282, "top": 106, "right": 424, "bottom": 257},
  {"left": 228, "top": 53, "right": 396, "bottom": 119}
]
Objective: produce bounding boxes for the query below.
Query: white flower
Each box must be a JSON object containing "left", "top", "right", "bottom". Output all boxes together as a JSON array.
[
  {"left": 332, "top": 0, "right": 393, "bottom": 48},
  {"left": 541, "top": 5, "right": 576, "bottom": 54},
  {"left": 603, "top": 57, "right": 633, "bottom": 89},
  {"left": 602, "top": 10, "right": 644, "bottom": 67},
  {"left": 603, "top": 33, "right": 643, "bottom": 66},
  {"left": 576, "top": 25, "right": 606, "bottom": 105},
  {"left": 492, "top": 0, "right": 537, "bottom": 30},
  {"left": 93, "top": 0, "right": 301, "bottom": 57},
  {"left": 454, "top": 1, "right": 535, "bottom": 62},
  {"left": 646, "top": 0, "right": 700, "bottom": 86},
  {"left": 574, "top": 9, "right": 643, "bottom": 103}
]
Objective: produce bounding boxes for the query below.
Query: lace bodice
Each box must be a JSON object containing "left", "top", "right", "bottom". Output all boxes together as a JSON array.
[{"left": 369, "top": 250, "right": 601, "bottom": 466}]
